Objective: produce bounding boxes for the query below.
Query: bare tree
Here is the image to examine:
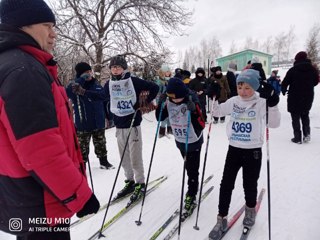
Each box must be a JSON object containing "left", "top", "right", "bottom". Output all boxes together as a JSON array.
[
  {"left": 261, "top": 36, "right": 273, "bottom": 54},
  {"left": 306, "top": 23, "right": 320, "bottom": 64},
  {"left": 273, "top": 32, "right": 287, "bottom": 65},
  {"left": 49, "top": 0, "right": 192, "bottom": 80},
  {"left": 284, "top": 25, "right": 296, "bottom": 61},
  {"left": 206, "top": 36, "right": 222, "bottom": 66},
  {"left": 229, "top": 40, "right": 237, "bottom": 54}
]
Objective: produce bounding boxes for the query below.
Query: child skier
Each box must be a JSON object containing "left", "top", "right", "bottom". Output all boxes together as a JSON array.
[
  {"left": 156, "top": 77, "right": 205, "bottom": 215},
  {"left": 207, "top": 69, "right": 281, "bottom": 240}
]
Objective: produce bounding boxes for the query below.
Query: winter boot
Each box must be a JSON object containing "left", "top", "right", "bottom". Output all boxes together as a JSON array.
[
  {"left": 159, "top": 127, "right": 166, "bottom": 138},
  {"left": 243, "top": 206, "right": 256, "bottom": 227},
  {"left": 208, "top": 215, "right": 228, "bottom": 240},
  {"left": 99, "top": 156, "right": 114, "bottom": 169},
  {"left": 183, "top": 194, "right": 197, "bottom": 217},
  {"left": 303, "top": 135, "right": 311, "bottom": 143},
  {"left": 167, "top": 126, "right": 173, "bottom": 135},
  {"left": 291, "top": 131, "right": 302, "bottom": 144},
  {"left": 129, "top": 183, "right": 146, "bottom": 202},
  {"left": 115, "top": 180, "right": 135, "bottom": 199}
]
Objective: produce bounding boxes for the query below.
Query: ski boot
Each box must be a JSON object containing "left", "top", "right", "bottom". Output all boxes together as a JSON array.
[
  {"left": 208, "top": 215, "right": 228, "bottom": 240},
  {"left": 113, "top": 180, "right": 135, "bottom": 201},
  {"left": 127, "top": 183, "right": 146, "bottom": 206},
  {"left": 243, "top": 206, "right": 256, "bottom": 227},
  {"left": 182, "top": 194, "right": 196, "bottom": 219},
  {"left": 167, "top": 126, "right": 173, "bottom": 135}
]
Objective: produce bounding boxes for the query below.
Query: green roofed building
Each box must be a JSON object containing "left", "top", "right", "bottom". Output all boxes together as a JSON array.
[{"left": 216, "top": 49, "right": 273, "bottom": 75}]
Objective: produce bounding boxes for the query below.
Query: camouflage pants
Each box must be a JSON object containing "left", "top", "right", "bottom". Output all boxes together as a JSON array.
[{"left": 77, "top": 129, "right": 107, "bottom": 162}]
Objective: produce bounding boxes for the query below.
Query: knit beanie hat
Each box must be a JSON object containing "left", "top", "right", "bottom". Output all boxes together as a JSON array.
[
  {"left": 166, "top": 77, "right": 188, "bottom": 99},
  {"left": 195, "top": 67, "right": 205, "bottom": 75},
  {"left": 109, "top": 55, "right": 128, "bottom": 70},
  {"left": 75, "top": 62, "right": 92, "bottom": 78},
  {"left": 0, "top": 0, "right": 56, "bottom": 27},
  {"left": 236, "top": 69, "right": 260, "bottom": 91},
  {"left": 294, "top": 51, "right": 307, "bottom": 61}
]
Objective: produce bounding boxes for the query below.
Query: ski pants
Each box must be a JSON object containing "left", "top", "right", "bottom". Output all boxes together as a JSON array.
[
  {"left": 290, "top": 111, "right": 310, "bottom": 138},
  {"left": 116, "top": 126, "right": 145, "bottom": 184},
  {"left": 180, "top": 148, "right": 201, "bottom": 197},
  {"left": 77, "top": 129, "right": 107, "bottom": 162},
  {"left": 218, "top": 145, "right": 262, "bottom": 217}
]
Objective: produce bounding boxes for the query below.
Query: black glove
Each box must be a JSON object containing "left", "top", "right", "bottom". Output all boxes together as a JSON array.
[
  {"left": 258, "top": 81, "right": 279, "bottom": 107},
  {"left": 72, "top": 83, "right": 86, "bottom": 96},
  {"left": 76, "top": 193, "right": 100, "bottom": 218},
  {"left": 158, "top": 93, "right": 167, "bottom": 104},
  {"left": 207, "top": 81, "right": 221, "bottom": 100},
  {"left": 186, "top": 98, "right": 196, "bottom": 112},
  {"left": 258, "top": 81, "right": 274, "bottom": 99}
]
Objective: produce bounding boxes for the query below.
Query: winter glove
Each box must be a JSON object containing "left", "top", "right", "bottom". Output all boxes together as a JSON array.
[
  {"left": 72, "top": 83, "right": 86, "bottom": 96},
  {"left": 76, "top": 193, "right": 100, "bottom": 218},
  {"left": 258, "top": 81, "right": 279, "bottom": 107},
  {"left": 186, "top": 98, "right": 196, "bottom": 112},
  {"left": 80, "top": 72, "right": 92, "bottom": 81}
]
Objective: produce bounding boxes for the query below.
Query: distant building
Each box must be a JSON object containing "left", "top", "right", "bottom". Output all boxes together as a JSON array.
[{"left": 216, "top": 49, "right": 273, "bottom": 75}]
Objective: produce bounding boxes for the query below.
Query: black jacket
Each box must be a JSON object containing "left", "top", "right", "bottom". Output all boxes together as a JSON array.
[{"left": 281, "top": 59, "right": 318, "bottom": 113}]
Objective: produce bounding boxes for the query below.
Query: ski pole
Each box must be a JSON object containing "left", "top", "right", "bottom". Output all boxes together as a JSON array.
[
  {"left": 86, "top": 158, "right": 95, "bottom": 193},
  {"left": 193, "top": 103, "right": 216, "bottom": 230},
  {"left": 177, "top": 109, "right": 191, "bottom": 240},
  {"left": 135, "top": 100, "right": 166, "bottom": 226},
  {"left": 266, "top": 102, "right": 272, "bottom": 240},
  {"left": 193, "top": 96, "right": 216, "bottom": 230},
  {"left": 97, "top": 109, "right": 139, "bottom": 239}
]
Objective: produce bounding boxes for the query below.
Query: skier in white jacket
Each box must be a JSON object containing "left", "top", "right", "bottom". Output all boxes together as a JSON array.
[{"left": 207, "top": 69, "right": 281, "bottom": 240}]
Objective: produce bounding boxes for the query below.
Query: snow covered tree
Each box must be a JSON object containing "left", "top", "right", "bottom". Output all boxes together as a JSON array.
[
  {"left": 306, "top": 23, "right": 320, "bottom": 64},
  {"left": 49, "top": 0, "right": 192, "bottom": 80}
]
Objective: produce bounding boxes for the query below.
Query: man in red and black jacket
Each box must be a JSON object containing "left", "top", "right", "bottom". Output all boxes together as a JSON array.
[{"left": 0, "top": 0, "right": 99, "bottom": 239}]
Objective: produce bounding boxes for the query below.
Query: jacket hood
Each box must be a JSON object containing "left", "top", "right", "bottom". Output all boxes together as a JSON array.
[
  {"left": 0, "top": 24, "right": 40, "bottom": 53},
  {"left": 293, "top": 59, "right": 315, "bottom": 72}
]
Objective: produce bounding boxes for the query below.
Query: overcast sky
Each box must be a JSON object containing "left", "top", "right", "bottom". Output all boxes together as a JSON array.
[{"left": 165, "top": 0, "right": 319, "bottom": 59}]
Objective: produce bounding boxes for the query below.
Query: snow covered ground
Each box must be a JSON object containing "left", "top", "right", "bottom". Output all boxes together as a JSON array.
[{"left": 1, "top": 69, "right": 320, "bottom": 240}]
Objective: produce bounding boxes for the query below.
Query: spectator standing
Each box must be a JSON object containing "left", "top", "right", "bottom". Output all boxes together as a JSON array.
[
  {"left": 66, "top": 62, "right": 114, "bottom": 169},
  {"left": 281, "top": 51, "right": 319, "bottom": 143},
  {"left": 189, "top": 67, "right": 208, "bottom": 122}
]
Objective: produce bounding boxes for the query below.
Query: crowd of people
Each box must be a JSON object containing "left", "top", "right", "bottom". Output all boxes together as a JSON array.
[{"left": 0, "top": 0, "right": 319, "bottom": 239}]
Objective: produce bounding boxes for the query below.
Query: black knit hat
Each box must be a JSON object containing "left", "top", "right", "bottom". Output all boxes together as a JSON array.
[
  {"left": 75, "top": 62, "right": 92, "bottom": 78},
  {"left": 0, "top": 0, "right": 56, "bottom": 27},
  {"left": 109, "top": 55, "right": 128, "bottom": 70},
  {"left": 166, "top": 77, "right": 188, "bottom": 99}
]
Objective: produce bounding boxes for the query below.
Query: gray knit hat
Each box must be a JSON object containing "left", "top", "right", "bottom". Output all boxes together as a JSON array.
[{"left": 236, "top": 69, "right": 260, "bottom": 91}]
